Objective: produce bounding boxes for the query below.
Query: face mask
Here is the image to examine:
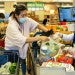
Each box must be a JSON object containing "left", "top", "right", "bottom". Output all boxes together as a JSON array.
[
  {"left": 19, "top": 17, "right": 27, "bottom": 24},
  {"left": 0, "top": 19, "right": 4, "bottom": 23}
]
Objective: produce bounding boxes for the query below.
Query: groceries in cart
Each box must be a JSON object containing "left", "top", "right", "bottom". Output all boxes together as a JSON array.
[
  {"left": 40, "top": 38, "right": 60, "bottom": 57},
  {"left": 36, "top": 38, "right": 60, "bottom": 65},
  {"left": 0, "top": 62, "right": 17, "bottom": 74},
  {"left": 0, "top": 50, "right": 19, "bottom": 75},
  {"left": 32, "top": 29, "right": 54, "bottom": 59},
  {"left": 35, "top": 37, "right": 65, "bottom": 65},
  {"left": 40, "top": 32, "right": 65, "bottom": 58}
]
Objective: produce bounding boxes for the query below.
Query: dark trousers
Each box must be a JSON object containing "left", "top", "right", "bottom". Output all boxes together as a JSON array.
[{"left": 19, "top": 58, "right": 26, "bottom": 75}]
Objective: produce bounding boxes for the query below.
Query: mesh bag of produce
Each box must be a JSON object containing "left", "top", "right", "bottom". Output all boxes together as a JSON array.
[{"left": 40, "top": 38, "right": 60, "bottom": 58}]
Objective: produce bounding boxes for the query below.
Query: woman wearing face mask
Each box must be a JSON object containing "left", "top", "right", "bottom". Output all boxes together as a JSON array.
[{"left": 5, "top": 5, "right": 50, "bottom": 75}]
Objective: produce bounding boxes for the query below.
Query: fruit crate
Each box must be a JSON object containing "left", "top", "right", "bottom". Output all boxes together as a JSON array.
[
  {"left": 30, "top": 50, "right": 75, "bottom": 75},
  {"left": 34, "top": 63, "right": 75, "bottom": 75},
  {"left": 0, "top": 50, "right": 20, "bottom": 75},
  {"left": 35, "top": 64, "right": 66, "bottom": 75}
]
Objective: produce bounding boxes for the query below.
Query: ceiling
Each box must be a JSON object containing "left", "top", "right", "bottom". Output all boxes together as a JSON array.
[{"left": 0, "top": 0, "right": 73, "bottom": 2}]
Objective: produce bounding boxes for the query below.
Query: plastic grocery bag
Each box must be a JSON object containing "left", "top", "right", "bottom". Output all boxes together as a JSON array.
[{"left": 40, "top": 38, "right": 60, "bottom": 57}]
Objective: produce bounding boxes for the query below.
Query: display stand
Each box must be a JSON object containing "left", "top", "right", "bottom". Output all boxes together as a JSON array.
[{"left": 27, "top": 46, "right": 75, "bottom": 75}]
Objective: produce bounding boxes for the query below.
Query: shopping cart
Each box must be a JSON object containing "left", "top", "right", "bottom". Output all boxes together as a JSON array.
[
  {"left": 32, "top": 30, "right": 54, "bottom": 59},
  {"left": 31, "top": 36, "right": 75, "bottom": 75},
  {"left": 0, "top": 50, "right": 20, "bottom": 75}
]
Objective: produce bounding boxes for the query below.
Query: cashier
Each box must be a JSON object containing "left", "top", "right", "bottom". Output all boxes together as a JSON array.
[{"left": 5, "top": 5, "right": 50, "bottom": 75}]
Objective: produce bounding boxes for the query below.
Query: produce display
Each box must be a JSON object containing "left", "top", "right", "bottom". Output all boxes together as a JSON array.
[
  {"left": 41, "top": 61, "right": 74, "bottom": 72},
  {"left": 0, "top": 62, "right": 17, "bottom": 74},
  {"left": 56, "top": 54, "right": 73, "bottom": 64},
  {"left": 0, "top": 21, "right": 74, "bottom": 74},
  {"left": 36, "top": 32, "right": 75, "bottom": 72},
  {"left": 0, "top": 23, "right": 7, "bottom": 47},
  {"left": 46, "top": 25, "right": 68, "bottom": 32},
  {"left": 0, "top": 22, "right": 7, "bottom": 39}
]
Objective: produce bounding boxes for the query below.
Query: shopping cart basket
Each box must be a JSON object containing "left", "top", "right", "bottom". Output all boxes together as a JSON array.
[{"left": 0, "top": 50, "right": 19, "bottom": 75}]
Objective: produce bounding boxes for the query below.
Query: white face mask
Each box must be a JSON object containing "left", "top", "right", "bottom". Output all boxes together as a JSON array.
[{"left": 19, "top": 17, "right": 27, "bottom": 24}]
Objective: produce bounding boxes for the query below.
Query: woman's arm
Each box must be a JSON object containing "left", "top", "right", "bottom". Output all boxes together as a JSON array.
[
  {"left": 26, "top": 36, "right": 49, "bottom": 43},
  {"left": 37, "top": 24, "right": 48, "bottom": 32}
]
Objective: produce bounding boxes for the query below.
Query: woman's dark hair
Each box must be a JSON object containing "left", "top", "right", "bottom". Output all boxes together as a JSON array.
[
  {"left": 10, "top": 5, "right": 27, "bottom": 24},
  {"left": 9, "top": 11, "right": 14, "bottom": 17},
  {"left": 14, "top": 5, "right": 27, "bottom": 15},
  {"left": 0, "top": 13, "right": 5, "bottom": 18}
]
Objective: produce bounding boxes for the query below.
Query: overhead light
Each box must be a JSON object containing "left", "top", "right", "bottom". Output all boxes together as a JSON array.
[
  {"left": 50, "top": 9, "right": 55, "bottom": 14},
  {"left": 0, "top": 9, "right": 5, "bottom": 13},
  {"left": 44, "top": 5, "right": 50, "bottom": 11}
]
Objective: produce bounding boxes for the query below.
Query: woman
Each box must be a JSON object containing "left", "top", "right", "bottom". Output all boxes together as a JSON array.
[{"left": 5, "top": 5, "right": 49, "bottom": 75}]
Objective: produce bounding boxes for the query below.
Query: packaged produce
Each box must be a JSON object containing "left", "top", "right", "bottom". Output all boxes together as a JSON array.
[
  {"left": 9, "top": 63, "right": 17, "bottom": 74},
  {"left": 42, "top": 61, "right": 74, "bottom": 72},
  {"left": 40, "top": 38, "right": 60, "bottom": 57},
  {"left": 0, "top": 62, "right": 11, "bottom": 74},
  {"left": 56, "top": 54, "right": 73, "bottom": 64},
  {"left": 0, "top": 62, "right": 17, "bottom": 74}
]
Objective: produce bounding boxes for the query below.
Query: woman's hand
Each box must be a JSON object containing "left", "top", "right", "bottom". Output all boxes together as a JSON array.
[
  {"left": 26, "top": 36, "right": 50, "bottom": 43},
  {"left": 39, "top": 36, "right": 50, "bottom": 42}
]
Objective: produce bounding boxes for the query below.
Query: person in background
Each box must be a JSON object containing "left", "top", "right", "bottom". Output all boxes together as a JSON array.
[
  {"left": 5, "top": 5, "right": 50, "bottom": 75},
  {"left": 42, "top": 15, "right": 50, "bottom": 26},
  {"left": 0, "top": 13, "right": 5, "bottom": 23}
]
